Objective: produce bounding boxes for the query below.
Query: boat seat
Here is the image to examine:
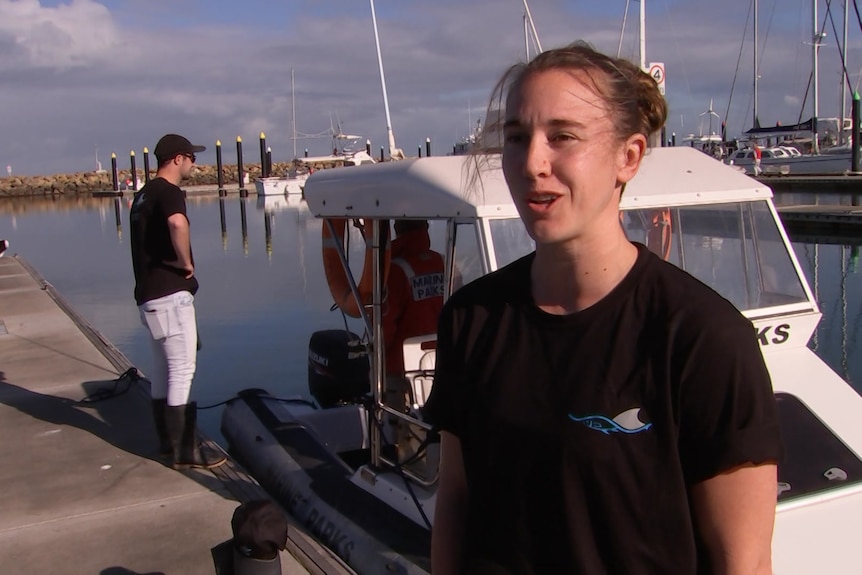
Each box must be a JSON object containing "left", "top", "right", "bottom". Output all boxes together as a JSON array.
[{"left": 402, "top": 334, "right": 436, "bottom": 409}]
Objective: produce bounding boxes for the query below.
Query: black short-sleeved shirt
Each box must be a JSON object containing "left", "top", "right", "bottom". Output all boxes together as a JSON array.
[
  {"left": 129, "top": 177, "right": 198, "bottom": 305},
  {"left": 423, "top": 243, "right": 782, "bottom": 575}
]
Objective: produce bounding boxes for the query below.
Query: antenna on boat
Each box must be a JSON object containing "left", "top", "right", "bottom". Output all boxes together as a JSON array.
[{"left": 369, "top": 0, "right": 404, "bottom": 160}]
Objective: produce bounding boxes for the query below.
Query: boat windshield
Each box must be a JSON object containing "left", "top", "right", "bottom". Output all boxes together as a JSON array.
[
  {"left": 470, "top": 202, "right": 809, "bottom": 313},
  {"left": 622, "top": 201, "right": 809, "bottom": 312},
  {"left": 489, "top": 218, "right": 535, "bottom": 269}
]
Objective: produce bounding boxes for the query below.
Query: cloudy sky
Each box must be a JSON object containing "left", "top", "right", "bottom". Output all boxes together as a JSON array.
[{"left": 0, "top": 0, "right": 858, "bottom": 176}]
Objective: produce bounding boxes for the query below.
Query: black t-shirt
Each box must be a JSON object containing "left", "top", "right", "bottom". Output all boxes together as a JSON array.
[
  {"left": 424, "top": 243, "right": 782, "bottom": 575},
  {"left": 129, "top": 177, "right": 198, "bottom": 305}
]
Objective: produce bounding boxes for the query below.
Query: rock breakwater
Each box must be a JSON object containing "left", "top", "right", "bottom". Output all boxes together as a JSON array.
[{"left": 0, "top": 159, "right": 352, "bottom": 197}]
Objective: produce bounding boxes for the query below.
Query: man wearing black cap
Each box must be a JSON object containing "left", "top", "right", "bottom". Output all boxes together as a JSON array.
[{"left": 130, "top": 133, "right": 225, "bottom": 470}]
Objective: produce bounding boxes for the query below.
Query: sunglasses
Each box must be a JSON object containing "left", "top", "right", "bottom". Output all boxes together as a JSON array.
[{"left": 181, "top": 153, "right": 196, "bottom": 163}]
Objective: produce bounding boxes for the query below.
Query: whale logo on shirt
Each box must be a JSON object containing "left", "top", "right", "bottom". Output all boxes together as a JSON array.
[{"left": 569, "top": 408, "right": 652, "bottom": 435}]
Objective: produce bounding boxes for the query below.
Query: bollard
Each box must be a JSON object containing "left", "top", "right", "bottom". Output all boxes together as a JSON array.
[
  {"left": 111, "top": 153, "right": 119, "bottom": 192},
  {"left": 852, "top": 92, "right": 861, "bottom": 173},
  {"left": 366, "top": 139, "right": 372, "bottom": 155},
  {"left": 304, "top": 148, "right": 308, "bottom": 158},
  {"left": 266, "top": 146, "right": 273, "bottom": 177},
  {"left": 130, "top": 150, "right": 138, "bottom": 190},
  {"left": 237, "top": 137, "right": 248, "bottom": 197},
  {"left": 660, "top": 127, "right": 667, "bottom": 148},
  {"left": 216, "top": 140, "right": 226, "bottom": 197},
  {"left": 671, "top": 132, "right": 677, "bottom": 147},
  {"left": 380, "top": 146, "right": 384, "bottom": 162},
  {"left": 143, "top": 147, "right": 151, "bottom": 184},
  {"left": 453, "top": 145, "right": 457, "bottom": 155},
  {"left": 259, "top": 132, "right": 268, "bottom": 178},
  {"left": 418, "top": 145, "right": 422, "bottom": 158},
  {"left": 425, "top": 137, "right": 431, "bottom": 158}
]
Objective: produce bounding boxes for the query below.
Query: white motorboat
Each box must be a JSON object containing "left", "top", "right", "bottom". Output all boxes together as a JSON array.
[{"left": 222, "top": 138, "right": 862, "bottom": 575}]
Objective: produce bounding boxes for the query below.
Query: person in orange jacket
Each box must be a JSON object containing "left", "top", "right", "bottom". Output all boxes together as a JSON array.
[{"left": 382, "top": 219, "right": 444, "bottom": 409}]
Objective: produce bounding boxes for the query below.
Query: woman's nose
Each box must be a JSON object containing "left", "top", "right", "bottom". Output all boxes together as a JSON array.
[{"left": 524, "top": 137, "right": 551, "bottom": 178}]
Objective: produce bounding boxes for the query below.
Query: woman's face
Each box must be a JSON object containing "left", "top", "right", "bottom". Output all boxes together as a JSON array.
[{"left": 501, "top": 68, "right": 644, "bottom": 248}]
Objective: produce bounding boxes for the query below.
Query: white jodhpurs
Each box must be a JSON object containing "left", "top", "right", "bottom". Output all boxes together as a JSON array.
[{"left": 139, "top": 290, "right": 197, "bottom": 406}]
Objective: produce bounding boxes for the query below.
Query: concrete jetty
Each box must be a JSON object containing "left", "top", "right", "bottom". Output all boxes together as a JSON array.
[{"left": 0, "top": 255, "right": 353, "bottom": 574}]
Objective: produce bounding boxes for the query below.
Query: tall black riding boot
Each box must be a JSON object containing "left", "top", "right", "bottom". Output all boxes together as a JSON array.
[
  {"left": 151, "top": 398, "right": 172, "bottom": 458},
  {"left": 165, "top": 402, "right": 227, "bottom": 470}
]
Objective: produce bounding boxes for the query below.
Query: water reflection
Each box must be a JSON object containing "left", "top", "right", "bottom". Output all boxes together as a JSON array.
[
  {"left": 240, "top": 197, "right": 249, "bottom": 255},
  {"left": 219, "top": 197, "right": 227, "bottom": 251},
  {"left": 112, "top": 197, "right": 122, "bottom": 240},
  {"left": 793, "top": 241, "right": 861, "bottom": 386}
]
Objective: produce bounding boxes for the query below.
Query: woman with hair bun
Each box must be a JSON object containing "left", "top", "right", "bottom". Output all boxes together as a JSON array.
[{"left": 424, "top": 41, "right": 781, "bottom": 574}]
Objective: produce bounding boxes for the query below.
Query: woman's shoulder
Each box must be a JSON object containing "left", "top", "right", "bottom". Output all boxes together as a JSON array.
[
  {"left": 641, "top": 251, "right": 752, "bottom": 333},
  {"left": 446, "top": 252, "right": 533, "bottom": 310}
]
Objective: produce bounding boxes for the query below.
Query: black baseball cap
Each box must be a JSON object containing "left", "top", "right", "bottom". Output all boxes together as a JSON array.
[{"left": 153, "top": 133, "right": 206, "bottom": 162}]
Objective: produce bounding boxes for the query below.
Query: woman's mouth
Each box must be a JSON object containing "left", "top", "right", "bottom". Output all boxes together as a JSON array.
[
  {"left": 526, "top": 193, "right": 560, "bottom": 209},
  {"left": 529, "top": 194, "right": 557, "bottom": 204}
]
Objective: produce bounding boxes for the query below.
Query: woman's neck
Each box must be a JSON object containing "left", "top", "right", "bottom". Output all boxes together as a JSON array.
[{"left": 531, "top": 232, "right": 638, "bottom": 315}]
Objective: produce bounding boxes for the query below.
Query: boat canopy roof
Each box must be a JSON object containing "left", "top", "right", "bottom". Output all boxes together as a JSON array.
[{"left": 303, "top": 146, "right": 772, "bottom": 219}]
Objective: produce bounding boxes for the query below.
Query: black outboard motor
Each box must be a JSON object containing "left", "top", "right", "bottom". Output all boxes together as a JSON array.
[{"left": 308, "top": 330, "right": 371, "bottom": 408}]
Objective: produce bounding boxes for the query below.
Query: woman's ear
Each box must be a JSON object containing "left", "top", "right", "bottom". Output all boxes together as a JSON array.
[{"left": 616, "top": 134, "right": 647, "bottom": 185}]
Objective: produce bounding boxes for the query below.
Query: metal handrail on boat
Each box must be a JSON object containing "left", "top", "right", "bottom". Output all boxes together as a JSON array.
[{"left": 377, "top": 403, "right": 439, "bottom": 488}]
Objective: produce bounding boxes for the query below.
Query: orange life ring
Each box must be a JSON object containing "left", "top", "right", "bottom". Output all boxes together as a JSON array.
[
  {"left": 646, "top": 208, "right": 673, "bottom": 261},
  {"left": 322, "top": 218, "right": 391, "bottom": 318}
]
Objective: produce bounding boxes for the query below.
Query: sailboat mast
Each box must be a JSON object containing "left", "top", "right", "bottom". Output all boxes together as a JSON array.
[
  {"left": 753, "top": 0, "right": 759, "bottom": 130},
  {"left": 813, "top": 0, "right": 821, "bottom": 154},
  {"left": 522, "top": 0, "right": 542, "bottom": 53},
  {"left": 639, "top": 0, "right": 646, "bottom": 70},
  {"left": 618, "top": 0, "right": 630, "bottom": 58},
  {"left": 524, "top": 13, "right": 530, "bottom": 60},
  {"left": 291, "top": 68, "right": 297, "bottom": 160},
  {"left": 841, "top": 0, "right": 849, "bottom": 145}
]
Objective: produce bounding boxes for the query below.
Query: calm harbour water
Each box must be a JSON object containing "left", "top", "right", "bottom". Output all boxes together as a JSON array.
[{"left": 1, "top": 193, "right": 860, "bottom": 442}]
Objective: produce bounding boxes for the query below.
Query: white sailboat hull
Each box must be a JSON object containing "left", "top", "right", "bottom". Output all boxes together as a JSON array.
[{"left": 727, "top": 152, "right": 852, "bottom": 175}]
